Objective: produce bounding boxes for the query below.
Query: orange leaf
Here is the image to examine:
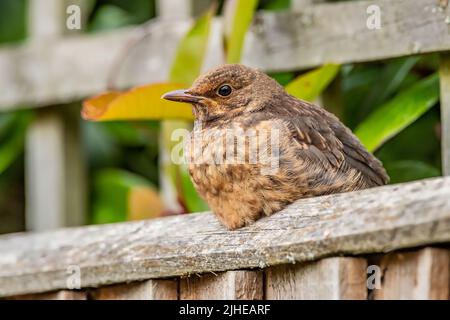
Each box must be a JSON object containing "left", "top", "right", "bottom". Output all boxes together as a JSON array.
[
  {"left": 81, "top": 91, "right": 121, "bottom": 120},
  {"left": 127, "top": 186, "right": 165, "bottom": 221},
  {"left": 82, "top": 83, "right": 194, "bottom": 121}
]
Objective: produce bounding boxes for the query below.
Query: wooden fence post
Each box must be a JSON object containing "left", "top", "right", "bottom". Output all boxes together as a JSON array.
[
  {"left": 25, "top": 0, "right": 86, "bottom": 230},
  {"left": 93, "top": 280, "right": 178, "bottom": 300},
  {"left": 265, "top": 258, "right": 368, "bottom": 299},
  {"left": 180, "top": 271, "right": 263, "bottom": 300},
  {"left": 373, "top": 247, "right": 450, "bottom": 300}
]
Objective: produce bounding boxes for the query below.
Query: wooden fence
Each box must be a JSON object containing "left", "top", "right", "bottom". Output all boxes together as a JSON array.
[
  {"left": 1, "top": 177, "right": 450, "bottom": 299},
  {"left": 0, "top": 0, "right": 450, "bottom": 299}
]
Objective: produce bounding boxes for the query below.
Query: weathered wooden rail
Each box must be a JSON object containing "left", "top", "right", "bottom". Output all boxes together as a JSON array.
[
  {"left": 1, "top": 0, "right": 450, "bottom": 110},
  {"left": 1, "top": 177, "right": 450, "bottom": 299}
]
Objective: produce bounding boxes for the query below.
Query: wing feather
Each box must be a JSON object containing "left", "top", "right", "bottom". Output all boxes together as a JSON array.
[{"left": 285, "top": 99, "right": 389, "bottom": 188}]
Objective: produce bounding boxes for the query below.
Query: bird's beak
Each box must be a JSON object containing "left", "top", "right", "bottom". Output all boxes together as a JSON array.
[{"left": 162, "top": 89, "right": 202, "bottom": 104}]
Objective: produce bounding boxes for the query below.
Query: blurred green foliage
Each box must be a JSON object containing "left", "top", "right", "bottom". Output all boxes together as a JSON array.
[
  {"left": 259, "top": 0, "right": 290, "bottom": 10},
  {"left": 0, "top": 0, "right": 28, "bottom": 233},
  {"left": 88, "top": 0, "right": 156, "bottom": 32},
  {"left": 91, "top": 168, "right": 157, "bottom": 224},
  {"left": 0, "top": 111, "right": 33, "bottom": 175},
  {"left": 0, "top": 0, "right": 443, "bottom": 232},
  {"left": 285, "top": 64, "right": 340, "bottom": 102},
  {"left": 355, "top": 73, "right": 439, "bottom": 152},
  {"left": 340, "top": 55, "right": 441, "bottom": 183},
  {"left": 0, "top": 0, "right": 27, "bottom": 44},
  {"left": 224, "top": 0, "right": 259, "bottom": 63}
]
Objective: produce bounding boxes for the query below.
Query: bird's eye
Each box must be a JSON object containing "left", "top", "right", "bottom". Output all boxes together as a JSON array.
[{"left": 217, "top": 84, "right": 232, "bottom": 97}]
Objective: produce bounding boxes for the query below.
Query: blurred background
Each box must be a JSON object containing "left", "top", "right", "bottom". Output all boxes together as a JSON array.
[{"left": 0, "top": 0, "right": 442, "bottom": 235}]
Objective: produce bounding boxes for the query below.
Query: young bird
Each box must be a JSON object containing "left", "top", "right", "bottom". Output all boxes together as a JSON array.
[{"left": 163, "top": 64, "right": 389, "bottom": 230}]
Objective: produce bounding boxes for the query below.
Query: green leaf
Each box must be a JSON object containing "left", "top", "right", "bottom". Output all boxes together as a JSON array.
[
  {"left": 83, "top": 121, "right": 121, "bottom": 169},
  {"left": 353, "top": 57, "right": 420, "bottom": 126},
  {"left": 285, "top": 64, "right": 340, "bottom": 101},
  {"left": 383, "top": 160, "right": 440, "bottom": 184},
  {"left": 261, "top": 0, "right": 290, "bottom": 11},
  {"left": 88, "top": 1, "right": 155, "bottom": 32},
  {"left": 269, "top": 71, "right": 296, "bottom": 86},
  {"left": 102, "top": 122, "right": 148, "bottom": 147},
  {"left": 0, "top": 111, "right": 32, "bottom": 175},
  {"left": 88, "top": 5, "right": 134, "bottom": 32},
  {"left": 366, "top": 57, "right": 420, "bottom": 109},
  {"left": 0, "top": 114, "right": 16, "bottom": 138},
  {"left": 169, "top": 5, "right": 216, "bottom": 85},
  {"left": 355, "top": 73, "right": 439, "bottom": 152},
  {"left": 91, "top": 168, "right": 161, "bottom": 224},
  {"left": 224, "top": 0, "right": 259, "bottom": 63},
  {"left": 0, "top": 0, "right": 26, "bottom": 44},
  {"left": 375, "top": 110, "right": 440, "bottom": 164}
]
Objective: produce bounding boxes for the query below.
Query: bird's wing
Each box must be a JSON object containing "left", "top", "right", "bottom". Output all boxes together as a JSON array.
[{"left": 284, "top": 99, "right": 389, "bottom": 188}]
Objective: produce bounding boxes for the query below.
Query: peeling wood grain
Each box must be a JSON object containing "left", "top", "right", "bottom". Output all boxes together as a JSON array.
[
  {"left": 1, "top": 0, "right": 450, "bottom": 109},
  {"left": 0, "top": 177, "right": 450, "bottom": 296},
  {"left": 93, "top": 280, "right": 178, "bottom": 300},
  {"left": 244, "top": 0, "right": 450, "bottom": 71},
  {"left": 373, "top": 247, "right": 450, "bottom": 300},
  {"left": 180, "top": 271, "right": 263, "bottom": 300},
  {"left": 265, "top": 258, "right": 367, "bottom": 299}
]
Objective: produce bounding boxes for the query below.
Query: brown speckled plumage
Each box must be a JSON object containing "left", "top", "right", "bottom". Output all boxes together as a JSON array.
[{"left": 163, "top": 64, "right": 389, "bottom": 230}]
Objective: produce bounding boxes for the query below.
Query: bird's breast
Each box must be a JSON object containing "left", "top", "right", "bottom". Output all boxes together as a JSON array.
[
  {"left": 184, "top": 121, "right": 276, "bottom": 197},
  {"left": 185, "top": 120, "right": 282, "bottom": 169}
]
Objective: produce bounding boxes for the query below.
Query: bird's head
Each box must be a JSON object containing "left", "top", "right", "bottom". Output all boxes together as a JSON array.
[{"left": 162, "top": 64, "right": 284, "bottom": 122}]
